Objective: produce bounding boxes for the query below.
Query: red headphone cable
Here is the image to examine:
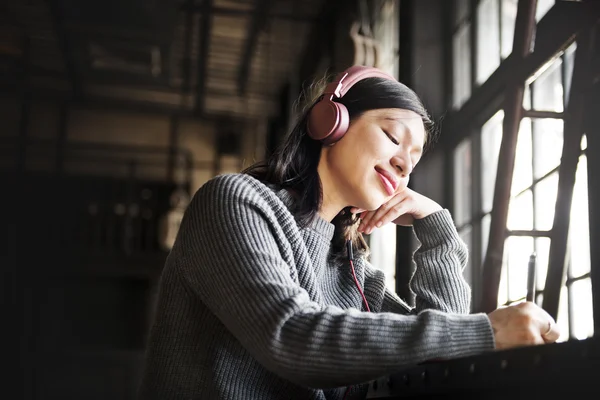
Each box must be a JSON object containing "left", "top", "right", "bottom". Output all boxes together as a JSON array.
[
  {"left": 342, "top": 241, "right": 370, "bottom": 399},
  {"left": 346, "top": 240, "right": 370, "bottom": 312}
]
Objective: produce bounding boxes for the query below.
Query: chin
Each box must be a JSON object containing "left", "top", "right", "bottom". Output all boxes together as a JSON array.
[
  {"left": 359, "top": 193, "right": 388, "bottom": 212},
  {"left": 350, "top": 177, "right": 388, "bottom": 211}
]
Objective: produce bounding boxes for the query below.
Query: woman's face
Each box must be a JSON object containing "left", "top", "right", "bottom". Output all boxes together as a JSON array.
[{"left": 318, "top": 108, "right": 426, "bottom": 213}]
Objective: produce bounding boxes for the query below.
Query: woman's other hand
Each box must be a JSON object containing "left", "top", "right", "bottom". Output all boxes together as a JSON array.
[
  {"left": 487, "top": 301, "right": 560, "bottom": 350},
  {"left": 351, "top": 188, "right": 442, "bottom": 234}
]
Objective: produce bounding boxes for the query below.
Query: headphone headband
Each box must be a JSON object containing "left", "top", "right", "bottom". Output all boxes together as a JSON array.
[
  {"left": 307, "top": 66, "right": 397, "bottom": 144},
  {"left": 323, "top": 66, "right": 396, "bottom": 99}
]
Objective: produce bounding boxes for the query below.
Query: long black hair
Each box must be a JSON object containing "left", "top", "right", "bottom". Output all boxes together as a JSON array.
[{"left": 244, "top": 73, "right": 435, "bottom": 263}]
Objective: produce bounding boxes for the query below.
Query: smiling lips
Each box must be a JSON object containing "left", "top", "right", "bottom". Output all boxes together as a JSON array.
[{"left": 375, "top": 167, "right": 399, "bottom": 196}]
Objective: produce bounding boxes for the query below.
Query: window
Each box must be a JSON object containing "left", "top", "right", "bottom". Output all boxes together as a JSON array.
[
  {"left": 452, "top": 0, "right": 558, "bottom": 108},
  {"left": 454, "top": 139, "right": 473, "bottom": 285},
  {"left": 535, "top": 0, "right": 555, "bottom": 22},
  {"left": 501, "top": 47, "right": 593, "bottom": 342},
  {"left": 457, "top": 40, "right": 593, "bottom": 341},
  {"left": 501, "top": 0, "right": 518, "bottom": 59},
  {"left": 453, "top": 22, "right": 472, "bottom": 109},
  {"left": 476, "top": 0, "right": 501, "bottom": 84},
  {"left": 451, "top": 0, "right": 472, "bottom": 109}
]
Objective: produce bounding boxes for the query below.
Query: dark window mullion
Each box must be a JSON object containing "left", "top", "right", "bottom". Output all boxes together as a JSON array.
[
  {"left": 566, "top": 272, "right": 591, "bottom": 286},
  {"left": 472, "top": 127, "right": 483, "bottom": 309},
  {"left": 513, "top": 146, "right": 586, "bottom": 198},
  {"left": 563, "top": 43, "right": 573, "bottom": 339},
  {"left": 470, "top": 0, "right": 478, "bottom": 91},
  {"left": 567, "top": 260, "right": 575, "bottom": 338},
  {"left": 562, "top": 40, "right": 575, "bottom": 340},
  {"left": 515, "top": 164, "right": 558, "bottom": 198}
]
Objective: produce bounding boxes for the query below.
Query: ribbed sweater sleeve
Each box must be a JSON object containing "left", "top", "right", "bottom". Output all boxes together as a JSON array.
[
  {"left": 367, "top": 209, "right": 491, "bottom": 327},
  {"left": 176, "top": 175, "right": 495, "bottom": 389},
  {"left": 411, "top": 209, "right": 472, "bottom": 313}
]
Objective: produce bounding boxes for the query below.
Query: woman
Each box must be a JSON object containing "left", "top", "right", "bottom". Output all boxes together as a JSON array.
[{"left": 138, "top": 66, "right": 559, "bottom": 399}]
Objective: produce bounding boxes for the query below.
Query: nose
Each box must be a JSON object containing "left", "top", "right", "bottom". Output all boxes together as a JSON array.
[{"left": 392, "top": 154, "right": 413, "bottom": 178}]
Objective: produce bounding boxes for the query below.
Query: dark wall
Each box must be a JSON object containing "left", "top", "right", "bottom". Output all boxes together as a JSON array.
[{"left": 395, "top": 0, "right": 449, "bottom": 302}]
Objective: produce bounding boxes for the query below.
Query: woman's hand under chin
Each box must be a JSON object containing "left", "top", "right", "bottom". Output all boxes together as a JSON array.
[{"left": 351, "top": 188, "right": 443, "bottom": 234}]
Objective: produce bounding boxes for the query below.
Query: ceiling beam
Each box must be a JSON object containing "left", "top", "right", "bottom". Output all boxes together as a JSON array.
[
  {"left": 44, "top": 0, "right": 81, "bottom": 99},
  {"left": 0, "top": 77, "right": 275, "bottom": 118},
  {"left": 195, "top": 0, "right": 214, "bottom": 114},
  {"left": 237, "top": 0, "right": 272, "bottom": 96},
  {"left": 180, "top": 4, "right": 318, "bottom": 23}
]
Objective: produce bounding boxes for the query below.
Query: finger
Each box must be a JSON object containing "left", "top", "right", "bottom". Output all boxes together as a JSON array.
[
  {"left": 363, "top": 203, "right": 394, "bottom": 234},
  {"left": 526, "top": 304, "right": 560, "bottom": 343},
  {"left": 376, "top": 202, "right": 411, "bottom": 229},
  {"left": 358, "top": 211, "right": 376, "bottom": 233},
  {"left": 532, "top": 306, "right": 560, "bottom": 342},
  {"left": 541, "top": 320, "right": 560, "bottom": 343},
  {"left": 365, "top": 197, "right": 407, "bottom": 234},
  {"left": 359, "top": 191, "right": 409, "bottom": 233},
  {"left": 350, "top": 207, "right": 366, "bottom": 215}
]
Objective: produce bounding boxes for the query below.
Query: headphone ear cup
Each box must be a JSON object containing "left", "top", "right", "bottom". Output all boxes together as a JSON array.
[
  {"left": 323, "top": 102, "right": 349, "bottom": 145},
  {"left": 307, "top": 100, "right": 350, "bottom": 145}
]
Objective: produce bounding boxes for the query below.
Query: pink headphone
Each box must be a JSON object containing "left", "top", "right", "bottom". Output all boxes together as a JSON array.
[{"left": 307, "top": 65, "right": 397, "bottom": 145}]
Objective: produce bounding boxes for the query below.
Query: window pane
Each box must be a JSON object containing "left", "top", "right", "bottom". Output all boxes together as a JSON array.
[
  {"left": 570, "top": 278, "right": 594, "bottom": 340},
  {"left": 570, "top": 155, "right": 590, "bottom": 278},
  {"left": 369, "top": 224, "right": 397, "bottom": 291},
  {"left": 454, "top": 139, "right": 472, "bottom": 226},
  {"left": 556, "top": 285, "right": 569, "bottom": 342},
  {"left": 476, "top": 0, "right": 501, "bottom": 84},
  {"left": 453, "top": 23, "right": 472, "bottom": 109},
  {"left": 511, "top": 118, "right": 533, "bottom": 196},
  {"left": 481, "top": 110, "right": 504, "bottom": 213},
  {"left": 532, "top": 58, "right": 564, "bottom": 112},
  {"left": 535, "top": 237, "right": 550, "bottom": 291},
  {"left": 505, "top": 236, "right": 534, "bottom": 301},
  {"left": 501, "top": 0, "right": 517, "bottom": 59},
  {"left": 459, "top": 226, "right": 473, "bottom": 286},
  {"left": 534, "top": 172, "right": 558, "bottom": 231},
  {"left": 533, "top": 119, "right": 563, "bottom": 179},
  {"left": 508, "top": 190, "right": 533, "bottom": 230},
  {"left": 536, "top": 0, "right": 555, "bottom": 22}
]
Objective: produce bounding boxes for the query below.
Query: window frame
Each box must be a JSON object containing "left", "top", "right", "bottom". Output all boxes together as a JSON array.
[{"left": 447, "top": 0, "right": 595, "bottom": 339}]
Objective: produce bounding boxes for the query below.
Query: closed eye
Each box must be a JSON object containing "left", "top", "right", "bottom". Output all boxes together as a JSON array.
[{"left": 384, "top": 130, "right": 399, "bottom": 146}]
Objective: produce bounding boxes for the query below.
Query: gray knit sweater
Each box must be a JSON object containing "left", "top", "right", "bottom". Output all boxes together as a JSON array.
[{"left": 138, "top": 173, "right": 495, "bottom": 399}]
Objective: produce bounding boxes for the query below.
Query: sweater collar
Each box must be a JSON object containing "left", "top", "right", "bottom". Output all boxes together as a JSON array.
[{"left": 272, "top": 187, "right": 335, "bottom": 243}]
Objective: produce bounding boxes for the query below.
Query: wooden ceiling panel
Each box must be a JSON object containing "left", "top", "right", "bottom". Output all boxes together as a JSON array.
[{"left": 5, "top": 0, "right": 326, "bottom": 119}]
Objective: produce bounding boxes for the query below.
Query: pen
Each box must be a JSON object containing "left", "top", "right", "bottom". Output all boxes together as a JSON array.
[{"left": 527, "top": 252, "right": 537, "bottom": 303}]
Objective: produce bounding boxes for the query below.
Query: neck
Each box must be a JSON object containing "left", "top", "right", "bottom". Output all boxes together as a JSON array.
[{"left": 317, "top": 162, "right": 345, "bottom": 222}]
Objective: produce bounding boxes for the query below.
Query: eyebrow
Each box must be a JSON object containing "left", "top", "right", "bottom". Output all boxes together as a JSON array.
[{"left": 381, "top": 116, "right": 424, "bottom": 155}]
